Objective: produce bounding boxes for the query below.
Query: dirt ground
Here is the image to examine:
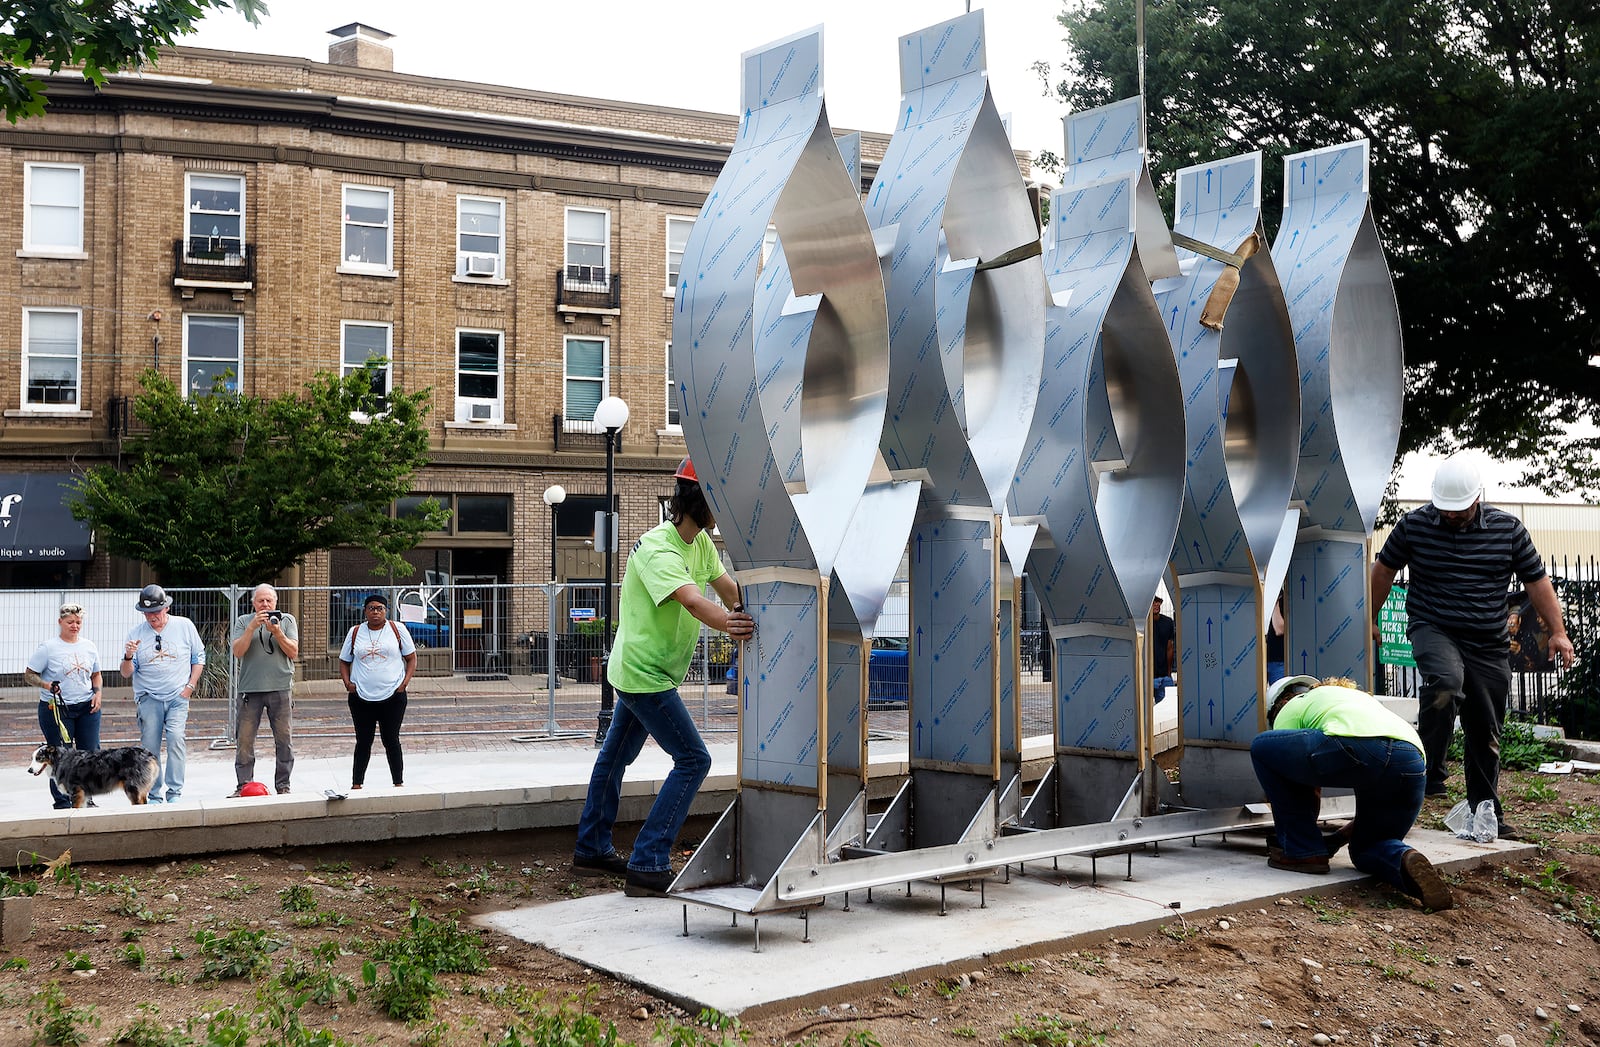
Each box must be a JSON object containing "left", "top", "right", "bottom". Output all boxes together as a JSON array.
[{"left": 2, "top": 770, "right": 1598, "bottom": 1047}]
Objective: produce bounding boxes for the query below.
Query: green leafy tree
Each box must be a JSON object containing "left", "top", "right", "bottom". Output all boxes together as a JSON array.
[
  {"left": 1038, "top": 0, "right": 1600, "bottom": 494},
  {"left": 1, "top": 0, "right": 267, "bottom": 123},
  {"left": 70, "top": 367, "right": 450, "bottom": 586}
]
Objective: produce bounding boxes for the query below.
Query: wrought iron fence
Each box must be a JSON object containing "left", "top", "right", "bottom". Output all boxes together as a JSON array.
[{"left": 1379, "top": 555, "right": 1599, "bottom": 741}]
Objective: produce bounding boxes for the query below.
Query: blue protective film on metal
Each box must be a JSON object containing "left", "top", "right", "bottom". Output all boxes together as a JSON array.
[
  {"left": 1275, "top": 139, "right": 1402, "bottom": 686},
  {"left": 1157, "top": 151, "right": 1300, "bottom": 745}
]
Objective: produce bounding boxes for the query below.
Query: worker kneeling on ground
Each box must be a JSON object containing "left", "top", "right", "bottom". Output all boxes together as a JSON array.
[{"left": 1250, "top": 674, "right": 1454, "bottom": 911}]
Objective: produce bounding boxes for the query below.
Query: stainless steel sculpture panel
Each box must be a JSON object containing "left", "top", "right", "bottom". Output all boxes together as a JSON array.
[{"left": 1275, "top": 140, "right": 1402, "bottom": 685}]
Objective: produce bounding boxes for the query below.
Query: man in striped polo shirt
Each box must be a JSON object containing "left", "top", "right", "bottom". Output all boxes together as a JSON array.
[{"left": 1369, "top": 456, "right": 1575, "bottom": 837}]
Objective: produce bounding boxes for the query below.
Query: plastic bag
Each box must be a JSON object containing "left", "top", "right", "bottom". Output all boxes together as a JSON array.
[{"left": 1444, "top": 798, "right": 1499, "bottom": 842}]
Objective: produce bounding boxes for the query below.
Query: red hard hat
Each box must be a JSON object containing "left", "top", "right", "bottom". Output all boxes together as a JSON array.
[
  {"left": 675, "top": 457, "right": 698, "bottom": 482},
  {"left": 239, "top": 781, "right": 270, "bottom": 797}
]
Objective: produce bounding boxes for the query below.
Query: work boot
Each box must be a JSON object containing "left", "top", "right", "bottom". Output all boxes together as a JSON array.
[
  {"left": 1267, "top": 854, "right": 1330, "bottom": 874},
  {"left": 572, "top": 849, "right": 630, "bottom": 877},
  {"left": 623, "top": 868, "right": 675, "bottom": 898},
  {"left": 1401, "top": 849, "right": 1454, "bottom": 911}
]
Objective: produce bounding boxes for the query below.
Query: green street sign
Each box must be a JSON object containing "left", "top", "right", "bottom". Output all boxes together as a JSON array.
[{"left": 1378, "top": 584, "right": 1414, "bottom": 667}]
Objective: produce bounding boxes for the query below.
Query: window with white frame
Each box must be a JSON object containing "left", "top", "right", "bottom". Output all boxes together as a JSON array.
[
  {"left": 456, "top": 196, "right": 504, "bottom": 278},
  {"left": 342, "top": 321, "right": 392, "bottom": 413},
  {"left": 23, "top": 163, "right": 83, "bottom": 254},
  {"left": 563, "top": 336, "right": 607, "bottom": 426},
  {"left": 665, "top": 216, "right": 693, "bottom": 294},
  {"left": 664, "top": 341, "right": 680, "bottom": 430},
  {"left": 183, "top": 314, "right": 243, "bottom": 398},
  {"left": 186, "top": 173, "right": 245, "bottom": 259},
  {"left": 455, "top": 329, "right": 503, "bottom": 423},
  {"left": 22, "top": 308, "right": 81, "bottom": 409},
  {"left": 342, "top": 185, "right": 393, "bottom": 270},
  {"left": 564, "top": 207, "right": 609, "bottom": 289}
]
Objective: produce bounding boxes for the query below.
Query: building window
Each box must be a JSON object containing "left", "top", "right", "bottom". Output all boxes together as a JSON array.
[
  {"left": 23, "top": 163, "right": 83, "bottom": 254},
  {"left": 342, "top": 321, "right": 391, "bottom": 413},
  {"left": 455, "top": 328, "right": 503, "bottom": 423},
  {"left": 342, "top": 185, "right": 393, "bottom": 271},
  {"left": 183, "top": 314, "right": 243, "bottom": 397},
  {"left": 665, "top": 216, "right": 693, "bottom": 295},
  {"left": 665, "top": 341, "right": 680, "bottom": 430},
  {"left": 186, "top": 173, "right": 245, "bottom": 259},
  {"left": 564, "top": 207, "right": 609, "bottom": 290},
  {"left": 22, "top": 308, "right": 81, "bottom": 409},
  {"left": 456, "top": 196, "right": 504, "bottom": 278},
  {"left": 563, "top": 336, "right": 607, "bottom": 426}
]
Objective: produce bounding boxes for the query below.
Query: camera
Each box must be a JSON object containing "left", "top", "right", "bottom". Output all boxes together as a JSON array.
[{"left": 267, "top": 611, "right": 282, "bottom": 625}]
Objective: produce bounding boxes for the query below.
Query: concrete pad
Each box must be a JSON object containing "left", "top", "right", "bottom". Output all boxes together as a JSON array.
[{"left": 479, "top": 830, "right": 1529, "bottom": 1018}]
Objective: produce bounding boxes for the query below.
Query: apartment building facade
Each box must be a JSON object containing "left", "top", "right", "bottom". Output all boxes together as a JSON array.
[{"left": 0, "top": 25, "right": 898, "bottom": 655}]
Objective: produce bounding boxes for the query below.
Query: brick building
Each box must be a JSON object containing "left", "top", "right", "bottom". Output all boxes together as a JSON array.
[{"left": 0, "top": 25, "right": 902, "bottom": 660}]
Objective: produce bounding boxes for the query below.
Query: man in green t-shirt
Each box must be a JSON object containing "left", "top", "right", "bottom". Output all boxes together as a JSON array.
[
  {"left": 229, "top": 583, "right": 299, "bottom": 796},
  {"left": 574, "top": 457, "right": 755, "bottom": 898},
  {"left": 1251, "top": 675, "right": 1453, "bottom": 911}
]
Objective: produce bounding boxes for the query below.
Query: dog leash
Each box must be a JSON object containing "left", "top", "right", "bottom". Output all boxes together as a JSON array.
[{"left": 48, "top": 686, "right": 74, "bottom": 746}]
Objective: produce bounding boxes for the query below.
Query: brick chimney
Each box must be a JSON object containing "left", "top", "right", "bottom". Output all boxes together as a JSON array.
[{"left": 327, "top": 23, "right": 394, "bottom": 71}]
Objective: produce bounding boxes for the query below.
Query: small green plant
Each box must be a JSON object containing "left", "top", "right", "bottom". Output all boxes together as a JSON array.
[
  {"left": 1003, "top": 960, "right": 1035, "bottom": 975},
  {"left": 279, "top": 885, "right": 319, "bottom": 913},
  {"left": 1499, "top": 721, "right": 1565, "bottom": 770},
  {"left": 28, "top": 981, "right": 99, "bottom": 1046},
  {"left": 276, "top": 943, "right": 356, "bottom": 1006},
  {"left": 839, "top": 1032, "right": 883, "bottom": 1047},
  {"left": 951, "top": 1028, "right": 979, "bottom": 1039},
  {"left": 59, "top": 949, "right": 95, "bottom": 972},
  {"left": 216, "top": 881, "right": 260, "bottom": 901},
  {"left": 180, "top": 863, "right": 207, "bottom": 878},
  {"left": 367, "top": 901, "right": 487, "bottom": 974},
  {"left": 120, "top": 928, "right": 145, "bottom": 943},
  {"left": 1523, "top": 777, "right": 1561, "bottom": 803},
  {"left": 1301, "top": 895, "right": 1349, "bottom": 924},
  {"left": 2, "top": 956, "right": 29, "bottom": 971},
  {"left": 362, "top": 958, "right": 441, "bottom": 1022},
  {"left": 1061, "top": 951, "right": 1105, "bottom": 974},
  {"left": 1159, "top": 921, "right": 1200, "bottom": 942},
  {"left": 1391, "top": 941, "right": 1439, "bottom": 967},
  {"left": 312, "top": 860, "right": 351, "bottom": 874},
  {"left": 193, "top": 927, "right": 284, "bottom": 981},
  {"left": 118, "top": 943, "right": 146, "bottom": 969},
  {"left": 1004, "top": 1014, "right": 1110, "bottom": 1046},
  {"left": 1, "top": 869, "right": 41, "bottom": 898},
  {"left": 890, "top": 981, "right": 912, "bottom": 998},
  {"left": 111, "top": 1003, "right": 193, "bottom": 1047},
  {"left": 933, "top": 977, "right": 963, "bottom": 999}
]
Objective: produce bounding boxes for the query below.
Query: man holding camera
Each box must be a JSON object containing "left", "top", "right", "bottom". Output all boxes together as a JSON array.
[{"left": 229, "top": 583, "right": 299, "bottom": 795}]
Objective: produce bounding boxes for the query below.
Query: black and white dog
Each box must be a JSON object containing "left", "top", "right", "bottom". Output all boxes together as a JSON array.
[{"left": 27, "top": 745, "right": 160, "bottom": 808}]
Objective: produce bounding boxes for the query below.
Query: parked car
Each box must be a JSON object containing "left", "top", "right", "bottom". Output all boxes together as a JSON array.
[{"left": 867, "top": 636, "right": 908, "bottom": 709}]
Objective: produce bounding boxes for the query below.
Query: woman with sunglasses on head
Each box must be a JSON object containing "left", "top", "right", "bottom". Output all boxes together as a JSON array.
[{"left": 24, "top": 601, "right": 104, "bottom": 810}]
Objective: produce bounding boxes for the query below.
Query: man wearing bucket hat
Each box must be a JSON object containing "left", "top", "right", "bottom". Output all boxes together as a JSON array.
[
  {"left": 1251, "top": 674, "right": 1453, "bottom": 910},
  {"left": 120, "top": 584, "right": 206, "bottom": 803},
  {"left": 1369, "top": 454, "right": 1574, "bottom": 838},
  {"left": 573, "top": 457, "right": 754, "bottom": 898}
]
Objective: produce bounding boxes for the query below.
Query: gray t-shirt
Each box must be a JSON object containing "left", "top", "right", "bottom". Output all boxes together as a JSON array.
[{"left": 231, "top": 611, "right": 298, "bottom": 693}]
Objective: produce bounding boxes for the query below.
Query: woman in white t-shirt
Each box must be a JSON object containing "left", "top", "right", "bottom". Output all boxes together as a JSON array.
[
  {"left": 337, "top": 593, "right": 417, "bottom": 789},
  {"left": 24, "top": 601, "right": 105, "bottom": 809}
]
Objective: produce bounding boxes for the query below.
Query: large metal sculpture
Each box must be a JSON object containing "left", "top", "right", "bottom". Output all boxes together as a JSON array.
[
  {"left": 661, "top": 17, "right": 1394, "bottom": 931},
  {"left": 1275, "top": 141, "right": 1403, "bottom": 687}
]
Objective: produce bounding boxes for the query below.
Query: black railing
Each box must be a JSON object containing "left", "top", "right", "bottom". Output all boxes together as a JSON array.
[
  {"left": 555, "top": 269, "right": 621, "bottom": 310},
  {"left": 552, "top": 413, "right": 623, "bottom": 453},
  {"left": 172, "top": 239, "right": 256, "bottom": 284}
]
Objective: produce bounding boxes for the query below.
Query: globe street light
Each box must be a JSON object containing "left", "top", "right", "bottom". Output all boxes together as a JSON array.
[
  {"left": 593, "top": 395, "right": 629, "bottom": 745},
  {"left": 542, "top": 484, "right": 566, "bottom": 584}
]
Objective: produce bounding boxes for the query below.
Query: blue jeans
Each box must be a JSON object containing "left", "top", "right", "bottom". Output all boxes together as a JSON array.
[
  {"left": 575, "top": 686, "right": 711, "bottom": 874},
  {"left": 1266, "top": 661, "right": 1286, "bottom": 685},
  {"left": 137, "top": 692, "right": 189, "bottom": 802},
  {"left": 1251, "top": 729, "right": 1426, "bottom": 892},
  {"left": 38, "top": 701, "right": 102, "bottom": 808}
]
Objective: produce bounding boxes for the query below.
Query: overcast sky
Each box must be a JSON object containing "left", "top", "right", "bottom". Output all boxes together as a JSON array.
[{"left": 185, "top": 0, "right": 1072, "bottom": 164}]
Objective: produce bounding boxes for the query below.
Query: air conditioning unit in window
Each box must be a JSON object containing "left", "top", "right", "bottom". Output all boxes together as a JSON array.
[
  {"left": 464, "top": 253, "right": 499, "bottom": 277},
  {"left": 459, "top": 399, "right": 499, "bottom": 424}
]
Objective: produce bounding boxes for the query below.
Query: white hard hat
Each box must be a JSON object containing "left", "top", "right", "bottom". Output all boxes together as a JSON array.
[
  {"left": 1266, "top": 674, "right": 1320, "bottom": 710},
  {"left": 1431, "top": 455, "right": 1483, "bottom": 512}
]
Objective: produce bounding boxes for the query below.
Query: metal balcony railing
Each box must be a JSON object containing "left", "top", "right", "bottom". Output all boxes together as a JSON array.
[
  {"left": 173, "top": 239, "right": 256, "bottom": 285},
  {"left": 555, "top": 268, "right": 621, "bottom": 311}
]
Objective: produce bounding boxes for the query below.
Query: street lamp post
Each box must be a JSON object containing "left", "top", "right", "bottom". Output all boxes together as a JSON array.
[
  {"left": 542, "top": 484, "right": 566, "bottom": 584},
  {"left": 593, "top": 396, "right": 629, "bottom": 745}
]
